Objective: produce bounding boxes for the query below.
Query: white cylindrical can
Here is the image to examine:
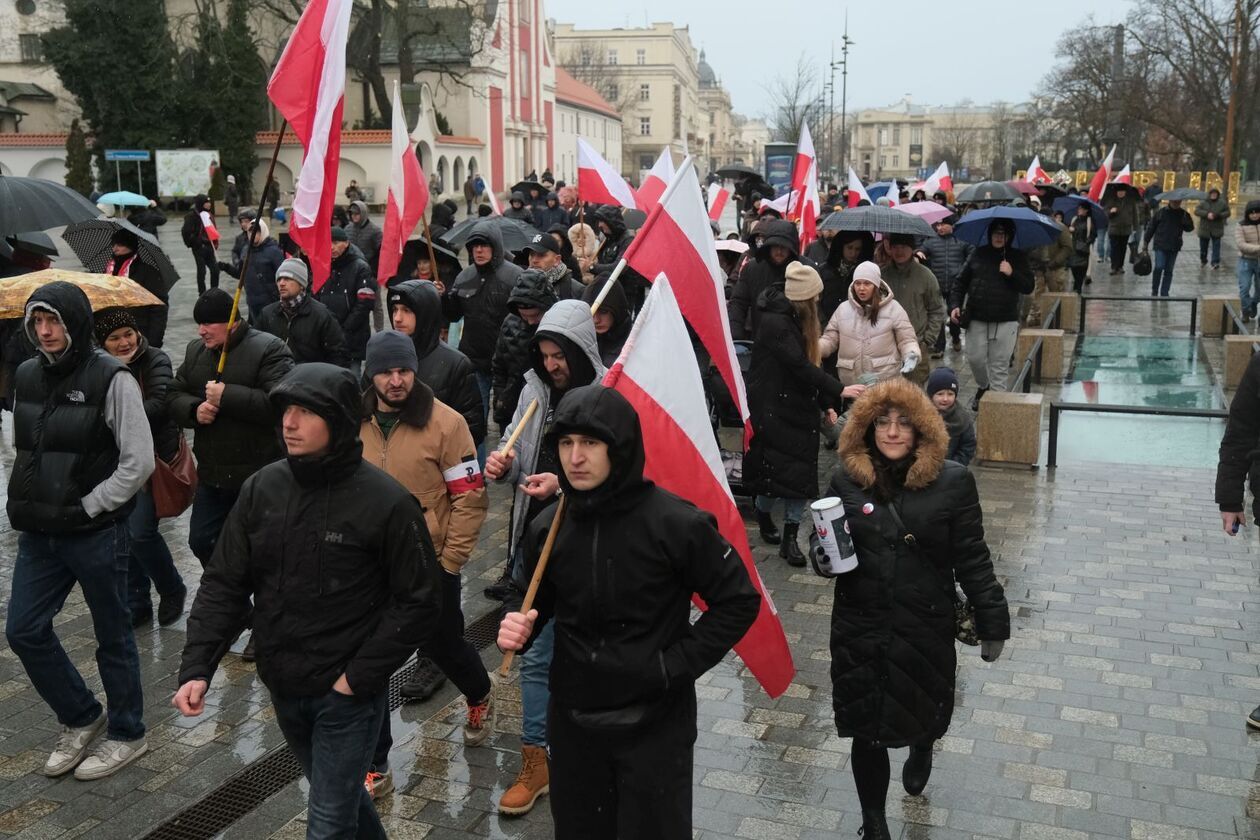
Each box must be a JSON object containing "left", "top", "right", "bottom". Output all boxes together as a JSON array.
[{"left": 810, "top": 497, "right": 858, "bottom": 576}]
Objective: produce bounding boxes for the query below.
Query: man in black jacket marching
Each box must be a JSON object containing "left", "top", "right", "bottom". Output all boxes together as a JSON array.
[
  {"left": 254, "top": 258, "right": 350, "bottom": 367},
  {"left": 498, "top": 384, "right": 760, "bottom": 839},
  {"left": 175, "top": 364, "right": 441, "bottom": 839}
]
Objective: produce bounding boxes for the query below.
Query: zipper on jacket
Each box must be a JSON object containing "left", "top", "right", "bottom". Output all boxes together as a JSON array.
[{"left": 590, "top": 519, "right": 604, "bottom": 664}]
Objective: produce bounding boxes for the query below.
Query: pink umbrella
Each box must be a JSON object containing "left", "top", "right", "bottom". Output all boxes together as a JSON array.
[{"left": 894, "top": 201, "right": 954, "bottom": 226}]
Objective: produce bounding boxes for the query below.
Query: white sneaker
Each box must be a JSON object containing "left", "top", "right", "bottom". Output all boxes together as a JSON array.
[
  {"left": 43, "top": 712, "right": 106, "bottom": 777},
  {"left": 73, "top": 737, "right": 148, "bottom": 780}
]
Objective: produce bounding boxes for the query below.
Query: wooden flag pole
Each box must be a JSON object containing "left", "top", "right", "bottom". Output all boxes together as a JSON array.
[
  {"left": 217, "top": 120, "right": 288, "bottom": 379},
  {"left": 498, "top": 495, "right": 567, "bottom": 677},
  {"left": 418, "top": 213, "right": 441, "bottom": 288}
]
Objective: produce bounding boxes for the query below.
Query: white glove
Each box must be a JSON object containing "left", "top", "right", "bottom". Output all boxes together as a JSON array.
[
  {"left": 900, "top": 353, "right": 919, "bottom": 375},
  {"left": 980, "top": 640, "right": 1005, "bottom": 662}
]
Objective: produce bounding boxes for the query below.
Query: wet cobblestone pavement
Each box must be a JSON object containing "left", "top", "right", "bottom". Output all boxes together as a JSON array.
[{"left": 0, "top": 220, "right": 1257, "bottom": 838}]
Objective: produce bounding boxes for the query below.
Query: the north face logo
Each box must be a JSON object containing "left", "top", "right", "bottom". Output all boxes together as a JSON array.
[{"left": 65, "top": 390, "right": 85, "bottom": 403}]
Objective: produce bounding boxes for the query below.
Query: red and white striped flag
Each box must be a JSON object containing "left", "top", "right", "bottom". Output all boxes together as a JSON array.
[
  {"left": 637, "top": 147, "right": 674, "bottom": 210},
  {"left": 918, "top": 161, "right": 953, "bottom": 196},
  {"left": 622, "top": 159, "right": 751, "bottom": 444},
  {"left": 1025, "top": 155, "right": 1051, "bottom": 185},
  {"left": 266, "top": 0, "right": 354, "bottom": 292},
  {"left": 378, "top": 80, "right": 428, "bottom": 286},
  {"left": 1111, "top": 164, "right": 1132, "bottom": 185},
  {"left": 707, "top": 183, "right": 730, "bottom": 222},
  {"left": 1087, "top": 145, "right": 1116, "bottom": 203},
  {"left": 604, "top": 274, "right": 795, "bottom": 698},
  {"left": 485, "top": 184, "right": 502, "bottom": 215},
  {"left": 788, "top": 122, "right": 815, "bottom": 220},
  {"left": 846, "top": 167, "right": 872, "bottom": 207},
  {"left": 577, "top": 137, "right": 638, "bottom": 209}
]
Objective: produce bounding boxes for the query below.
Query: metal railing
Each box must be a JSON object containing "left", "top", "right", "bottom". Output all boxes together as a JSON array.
[
  {"left": 1010, "top": 299, "right": 1062, "bottom": 394},
  {"left": 1077, "top": 295, "right": 1198, "bottom": 336},
  {"left": 1223, "top": 301, "right": 1260, "bottom": 352},
  {"left": 1046, "top": 401, "right": 1228, "bottom": 468}
]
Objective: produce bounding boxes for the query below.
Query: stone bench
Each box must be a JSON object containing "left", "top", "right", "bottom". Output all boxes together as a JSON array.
[{"left": 976, "top": 391, "right": 1044, "bottom": 467}]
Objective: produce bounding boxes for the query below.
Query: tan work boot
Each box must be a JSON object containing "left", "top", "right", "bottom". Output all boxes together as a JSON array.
[{"left": 498, "top": 744, "right": 549, "bottom": 816}]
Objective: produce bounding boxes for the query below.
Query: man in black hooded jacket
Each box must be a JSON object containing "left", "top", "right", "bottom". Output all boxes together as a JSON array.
[
  {"left": 727, "top": 218, "right": 808, "bottom": 340},
  {"left": 498, "top": 384, "right": 760, "bottom": 839},
  {"left": 175, "top": 363, "right": 441, "bottom": 839},
  {"left": 591, "top": 206, "right": 647, "bottom": 312}
]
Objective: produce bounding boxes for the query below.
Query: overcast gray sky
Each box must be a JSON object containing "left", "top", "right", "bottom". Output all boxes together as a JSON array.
[{"left": 546, "top": 0, "right": 1133, "bottom": 118}]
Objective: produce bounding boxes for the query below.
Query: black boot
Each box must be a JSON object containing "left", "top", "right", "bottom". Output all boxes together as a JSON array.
[
  {"left": 756, "top": 511, "right": 781, "bottom": 545},
  {"left": 970, "top": 387, "right": 988, "bottom": 412},
  {"left": 483, "top": 569, "right": 513, "bottom": 601},
  {"left": 902, "top": 743, "right": 934, "bottom": 795},
  {"left": 779, "top": 522, "right": 806, "bottom": 567},
  {"left": 859, "top": 808, "right": 891, "bottom": 840},
  {"left": 400, "top": 655, "right": 448, "bottom": 701}
]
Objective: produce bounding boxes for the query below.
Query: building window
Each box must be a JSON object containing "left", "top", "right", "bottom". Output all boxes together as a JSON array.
[
  {"left": 607, "top": 49, "right": 618, "bottom": 65},
  {"left": 636, "top": 49, "right": 646, "bottom": 65},
  {"left": 879, "top": 155, "right": 886, "bottom": 168},
  {"left": 910, "top": 126, "right": 923, "bottom": 145},
  {"left": 893, "top": 126, "right": 901, "bottom": 144},
  {"left": 879, "top": 127, "right": 888, "bottom": 146},
  {"left": 580, "top": 48, "right": 591, "bottom": 65},
  {"left": 640, "top": 154, "right": 655, "bottom": 170},
  {"left": 639, "top": 83, "right": 650, "bottom": 101},
  {"left": 517, "top": 0, "right": 530, "bottom": 23},
  {"left": 19, "top": 33, "right": 43, "bottom": 63},
  {"left": 608, "top": 83, "right": 618, "bottom": 101},
  {"left": 892, "top": 155, "right": 899, "bottom": 167},
  {"left": 639, "top": 117, "right": 651, "bottom": 136},
  {"left": 519, "top": 52, "right": 530, "bottom": 97}
]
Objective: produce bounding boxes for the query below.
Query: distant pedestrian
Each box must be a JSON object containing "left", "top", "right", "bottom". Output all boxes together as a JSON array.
[
  {"left": 1144, "top": 199, "right": 1195, "bottom": 297},
  {"left": 1235, "top": 201, "right": 1260, "bottom": 321},
  {"left": 1196, "top": 187, "right": 1230, "bottom": 269},
  {"left": 1102, "top": 184, "right": 1138, "bottom": 275},
  {"left": 181, "top": 194, "right": 219, "bottom": 295},
  {"left": 344, "top": 179, "right": 364, "bottom": 203},
  {"left": 224, "top": 175, "right": 240, "bottom": 222},
  {"left": 463, "top": 173, "right": 477, "bottom": 215},
  {"left": 1066, "top": 203, "right": 1096, "bottom": 293}
]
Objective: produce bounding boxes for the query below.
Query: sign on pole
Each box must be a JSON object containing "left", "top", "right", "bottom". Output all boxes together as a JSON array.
[{"left": 104, "top": 149, "right": 151, "bottom": 162}]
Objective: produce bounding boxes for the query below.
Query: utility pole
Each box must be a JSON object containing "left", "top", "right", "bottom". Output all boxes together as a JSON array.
[
  {"left": 827, "top": 43, "right": 836, "bottom": 183},
  {"left": 1223, "top": 0, "right": 1244, "bottom": 185},
  {"left": 831, "top": 13, "right": 854, "bottom": 180}
]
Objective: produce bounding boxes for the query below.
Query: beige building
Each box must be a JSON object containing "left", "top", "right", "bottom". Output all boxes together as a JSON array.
[
  {"left": 733, "top": 115, "right": 771, "bottom": 172},
  {"left": 553, "top": 67, "right": 623, "bottom": 184},
  {"left": 0, "top": 0, "right": 78, "bottom": 135},
  {"left": 696, "top": 50, "right": 738, "bottom": 173}
]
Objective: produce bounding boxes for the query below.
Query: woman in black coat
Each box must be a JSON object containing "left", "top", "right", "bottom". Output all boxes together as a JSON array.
[
  {"left": 744, "top": 262, "right": 854, "bottom": 566},
  {"left": 828, "top": 377, "right": 1009, "bottom": 839}
]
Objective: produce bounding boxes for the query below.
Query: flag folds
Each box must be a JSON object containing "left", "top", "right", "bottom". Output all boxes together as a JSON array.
[
  {"left": 578, "top": 138, "right": 638, "bottom": 209},
  {"left": 378, "top": 80, "right": 428, "bottom": 286}
]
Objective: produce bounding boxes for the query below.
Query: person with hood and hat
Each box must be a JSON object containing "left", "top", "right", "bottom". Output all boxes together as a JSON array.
[
  {"left": 827, "top": 378, "right": 1008, "bottom": 839},
  {"left": 429, "top": 198, "right": 460, "bottom": 241},
  {"left": 497, "top": 384, "right": 761, "bottom": 838},
  {"left": 5, "top": 282, "right": 155, "bottom": 781},
  {"left": 1235, "top": 200, "right": 1260, "bottom": 321},
  {"left": 175, "top": 363, "right": 442, "bottom": 839},
  {"left": 1143, "top": 197, "right": 1196, "bottom": 297},
  {"left": 533, "top": 192, "right": 568, "bottom": 230},
  {"left": 880, "top": 233, "right": 944, "bottom": 384},
  {"left": 127, "top": 200, "right": 167, "bottom": 238},
  {"left": 93, "top": 308, "right": 187, "bottom": 629},
  {"left": 581, "top": 273, "right": 632, "bottom": 367},
  {"left": 443, "top": 220, "right": 521, "bottom": 423},
  {"left": 925, "top": 366, "right": 975, "bottom": 466},
  {"left": 254, "top": 258, "right": 350, "bottom": 368},
  {"left": 346, "top": 199, "right": 386, "bottom": 330},
  {"left": 181, "top": 194, "right": 220, "bottom": 295},
  {"left": 504, "top": 191, "right": 536, "bottom": 225},
  {"left": 1102, "top": 183, "right": 1139, "bottom": 275},
  {"left": 1196, "top": 186, "right": 1231, "bottom": 269},
  {"left": 591, "top": 206, "right": 647, "bottom": 311},
  {"left": 484, "top": 300, "right": 607, "bottom": 815},
  {"left": 103, "top": 228, "right": 169, "bottom": 347},
  {"left": 224, "top": 175, "right": 239, "bottom": 221},
  {"left": 359, "top": 332, "right": 492, "bottom": 798},
  {"left": 493, "top": 270, "right": 559, "bottom": 431},
  {"left": 390, "top": 280, "right": 486, "bottom": 455},
  {"left": 728, "top": 218, "right": 807, "bottom": 340},
  {"left": 523, "top": 232, "right": 584, "bottom": 300},
  {"left": 1066, "top": 201, "right": 1097, "bottom": 293},
  {"left": 916, "top": 215, "right": 973, "bottom": 355},
  {"left": 320, "top": 227, "right": 376, "bottom": 374},
  {"left": 822, "top": 230, "right": 876, "bottom": 327},
  {"left": 545, "top": 223, "right": 586, "bottom": 283},
  {"left": 949, "top": 219, "right": 1033, "bottom": 408},
  {"left": 745, "top": 262, "right": 856, "bottom": 565},
  {"left": 218, "top": 219, "right": 284, "bottom": 321},
  {"left": 168, "top": 289, "right": 294, "bottom": 578}
]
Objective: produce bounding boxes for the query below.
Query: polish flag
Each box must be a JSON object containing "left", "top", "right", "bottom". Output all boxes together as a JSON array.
[
  {"left": 707, "top": 183, "right": 730, "bottom": 222},
  {"left": 578, "top": 137, "right": 638, "bottom": 209},
  {"left": 759, "top": 191, "right": 795, "bottom": 215},
  {"left": 846, "top": 167, "right": 872, "bottom": 207},
  {"left": 267, "top": 0, "right": 353, "bottom": 293},
  {"left": 798, "top": 158, "right": 820, "bottom": 251},
  {"left": 1111, "top": 164, "right": 1133, "bottom": 185},
  {"left": 199, "top": 210, "right": 220, "bottom": 245},
  {"left": 1025, "top": 155, "right": 1051, "bottom": 185},
  {"left": 1087, "top": 145, "right": 1116, "bottom": 203},
  {"left": 637, "top": 147, "right": 674, "bottom": 210},
  {"left": 622, "top": 158, "right": 751, "bottom": 444},
  {"left": 868, "top": 180, "right": 899, "bottom": 207},
  {"left": 788, "top": 122, "right": 815, "bottom": 220},
  {"left": 919, "top": 161, "right": 953, "bottom": 196},
  {"left": 486, "top": 184, "right": 502, "bottom": 215},
  {"left": 604, "top": 274, "right": 795, "bottom": 699},
  {"left": 378, "top": 80, "right": 428, "bottom": 286}
]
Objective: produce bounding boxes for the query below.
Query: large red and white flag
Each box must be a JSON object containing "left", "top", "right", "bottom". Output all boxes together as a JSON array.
[
  {"left": 1111, "top": 164, "right": 1133, "bottom": 185},
  {"left": 378, "top": 80, "right": 428, "bottom": 286},
  {"left": 637, "top": 147, "right": 674, "bottom": 210},
  {"left": 604, "top": 274, "right": 795, "bottom": 698},
  {"left": 622, "top": 159, "right": 752, "bottom": 444},
  {"left": 846, "top": 167, "right": 872, "bottom": 207},
  {"left": 707, "top": 183, "right": 730, "bottom": 222},
  {"left": 798, "top": 158, "right": 820, "bottom": 251},
  {"left": 1025, "top": 155, "right": 1051, "bottom": 185},
  {"left": 267, "top": 0, "right": 354, "bottom": 292},
  {"left": 788, "top": 122, "right": 816, "bottom": 220},
  {"left": 1087, "top": 145, "right": 1116, "bottom": 202},
  {"left": 917, "top": 161, "right": 953, "bottom": 196},
  {"left": 577, "top": 137, "right": 638, "bottom": 209}
]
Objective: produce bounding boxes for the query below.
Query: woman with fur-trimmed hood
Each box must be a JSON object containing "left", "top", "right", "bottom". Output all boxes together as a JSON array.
[{"left": 827, "top": 377, "right": 1009, "bottom": 839}]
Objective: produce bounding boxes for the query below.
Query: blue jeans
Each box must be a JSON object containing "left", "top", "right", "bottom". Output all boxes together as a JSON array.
[
  {"left": 271, "top": 690, "right": 388, "bottom": 840},
  {"left": 521, "top": 620, "right": 555, "bottom": 747},
  {"left": 1095, "top": 234, "right": 1109, "bottom": 260},
  {"left": 188, "top": 483, "right": 240, "bottom": 567},
  {"left": 1239, "top": 258, "right": 1260, "bottom": 315},
  {"left": 127, "top": 487, "right": 184, "bottom": 612},
  {"left": 1152, "top": 249, "right": 1179, "bottom": 296},
  {"left": 1199, "top": 236, "right": 1222, "bottom": 266},
  {"left": 475, "top": 370, "right": 493, "bottom": 466},
  {"left": 754, "top": 495, "right": 807, "bottom": 525},
  {"left": 5, "top": 521, "right": 145, "bottom": 741}
]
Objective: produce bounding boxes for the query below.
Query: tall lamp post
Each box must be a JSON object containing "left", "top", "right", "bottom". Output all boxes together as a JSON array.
[{"left": 828, "top": 16, "right": 854, "bottom": 182}]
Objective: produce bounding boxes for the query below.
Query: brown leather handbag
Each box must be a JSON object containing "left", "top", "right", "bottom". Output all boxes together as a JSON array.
[{"left": 151, "top": 434, "right": 197, "bottom": 518}]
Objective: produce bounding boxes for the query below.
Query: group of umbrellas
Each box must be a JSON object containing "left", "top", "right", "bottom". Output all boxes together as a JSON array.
[{"left": 819, "top": 199, "right": 1062, "bottom": 249}]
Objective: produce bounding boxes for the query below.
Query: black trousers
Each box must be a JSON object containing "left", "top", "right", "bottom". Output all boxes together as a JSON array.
[
  {"left": 1070, "top": 264, "right": 1089, "bottom": 293},
  {"left": 192, "top": 242, "right": 219, "bottom": 294},
  {"left": 548, "top": 690, "right": 697, "bottom": 840},
  {"left": 1108, "top": 234, "right": 1130, "bottom": 272}
]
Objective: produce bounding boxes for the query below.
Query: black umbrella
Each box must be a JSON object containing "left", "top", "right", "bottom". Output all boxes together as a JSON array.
[
  {"left": 0, "top": 174, "right": 100, "bottom": 238},
  {"left": 955, "top": 180, "right": 1023, "bottom": 204},
  {"left": 2, "top": 231, "right": 59, "bottom": 259},
  {"left": 622, "top": 208, "right": 648, "bottom": 229},
  {"left": 443, "top": 215, "right": 543, "bottom": 253},
  {"left": 1157, "top": 188, "right": 1208, "bottom": 202},
  {"left": 716, "top": 163, "right": 760, "bottom": 179},
  {"left": 1101, "top": 182, "right": 1142, "bottom": 201},
  {"left": 61, "top": 218, "right": 180, "bottom": 292},
  {"left": 510, "top": 180, "right": 546, "bottom": 197},
  {"left": 819, "top": 206, "right": 935, "bottom": 237}
]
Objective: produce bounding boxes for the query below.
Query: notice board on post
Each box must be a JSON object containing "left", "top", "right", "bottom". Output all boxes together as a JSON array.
[{"left": 156, "top": 149, "right": 220, "bottom": 197}]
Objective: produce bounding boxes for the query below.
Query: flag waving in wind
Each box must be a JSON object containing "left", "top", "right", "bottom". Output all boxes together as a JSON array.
[
  {"left": 788, "top": 122, "right": 815, "bottom": 220},
  {"left": 1111, "top": 164, "right": 1133, "bottom": 186},
  {"left": 847, "top": 167, "right": 872, "bottom": 207},
  {"left": 1087, "top": 145, "right": 1116, "bottom": 203},
  {"left": 604, "top": 275, "right": 795, "bottom": 698},
  {"left": 637, "top": 147, "right": 675, "bottom": 210},
  {"left": 267, "top": 0, "right": 354, "bottom": 292},
  {"left": 378, "top": 80, "right": 428, "bottom": 286},
  {"left": 578, "top": 138, "right": 638, "bottom": 209}
]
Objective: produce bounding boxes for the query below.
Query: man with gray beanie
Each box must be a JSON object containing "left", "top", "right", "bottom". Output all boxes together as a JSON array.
[
  {"left": 254, "top": 258, "right": 349, "bottom": 367},
  {"left": 881, "top": 233, "right": 944, "bottom": 385},
  {"left": 358, "top": 330, "right": 491, "bottom": 797}
]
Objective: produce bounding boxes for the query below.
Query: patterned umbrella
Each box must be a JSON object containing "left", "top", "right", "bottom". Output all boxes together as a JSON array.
[
  {"left": 0, "top": 268, "right": 164, "bottom": 319},
  {"left": 819, "top": 205, "right": 935, "bottom": 237},
  {"left": 0, "top": 174, "right": 100, "bottom": 238},
  {"left": 61, "top": 218, "right": 179, "bottom": 292}
]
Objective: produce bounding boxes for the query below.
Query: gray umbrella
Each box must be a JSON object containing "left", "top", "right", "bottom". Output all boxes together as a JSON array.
[
  {"left": 61, "top": 218, "right": 180, "bottom": 292},
  {"left": 819, "top": 205, "right": 935, "bottom": 237},
  {"left": 0, "top": 174, "right": 100, "bottom": 238},
  {"left": 444, "top": 215, "right": 543, "bottom": 252},
  {"left": 955, "top": 180, "right": 1023, "bottom": 204},
  {"left": 1158, "top": 188, "right": 1209, "bottom": 202}
]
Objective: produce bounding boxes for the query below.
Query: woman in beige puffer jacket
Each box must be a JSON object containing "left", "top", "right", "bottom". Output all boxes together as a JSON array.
[{"left": 820, "top": 260, "right": 922, "bottom": 386}]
